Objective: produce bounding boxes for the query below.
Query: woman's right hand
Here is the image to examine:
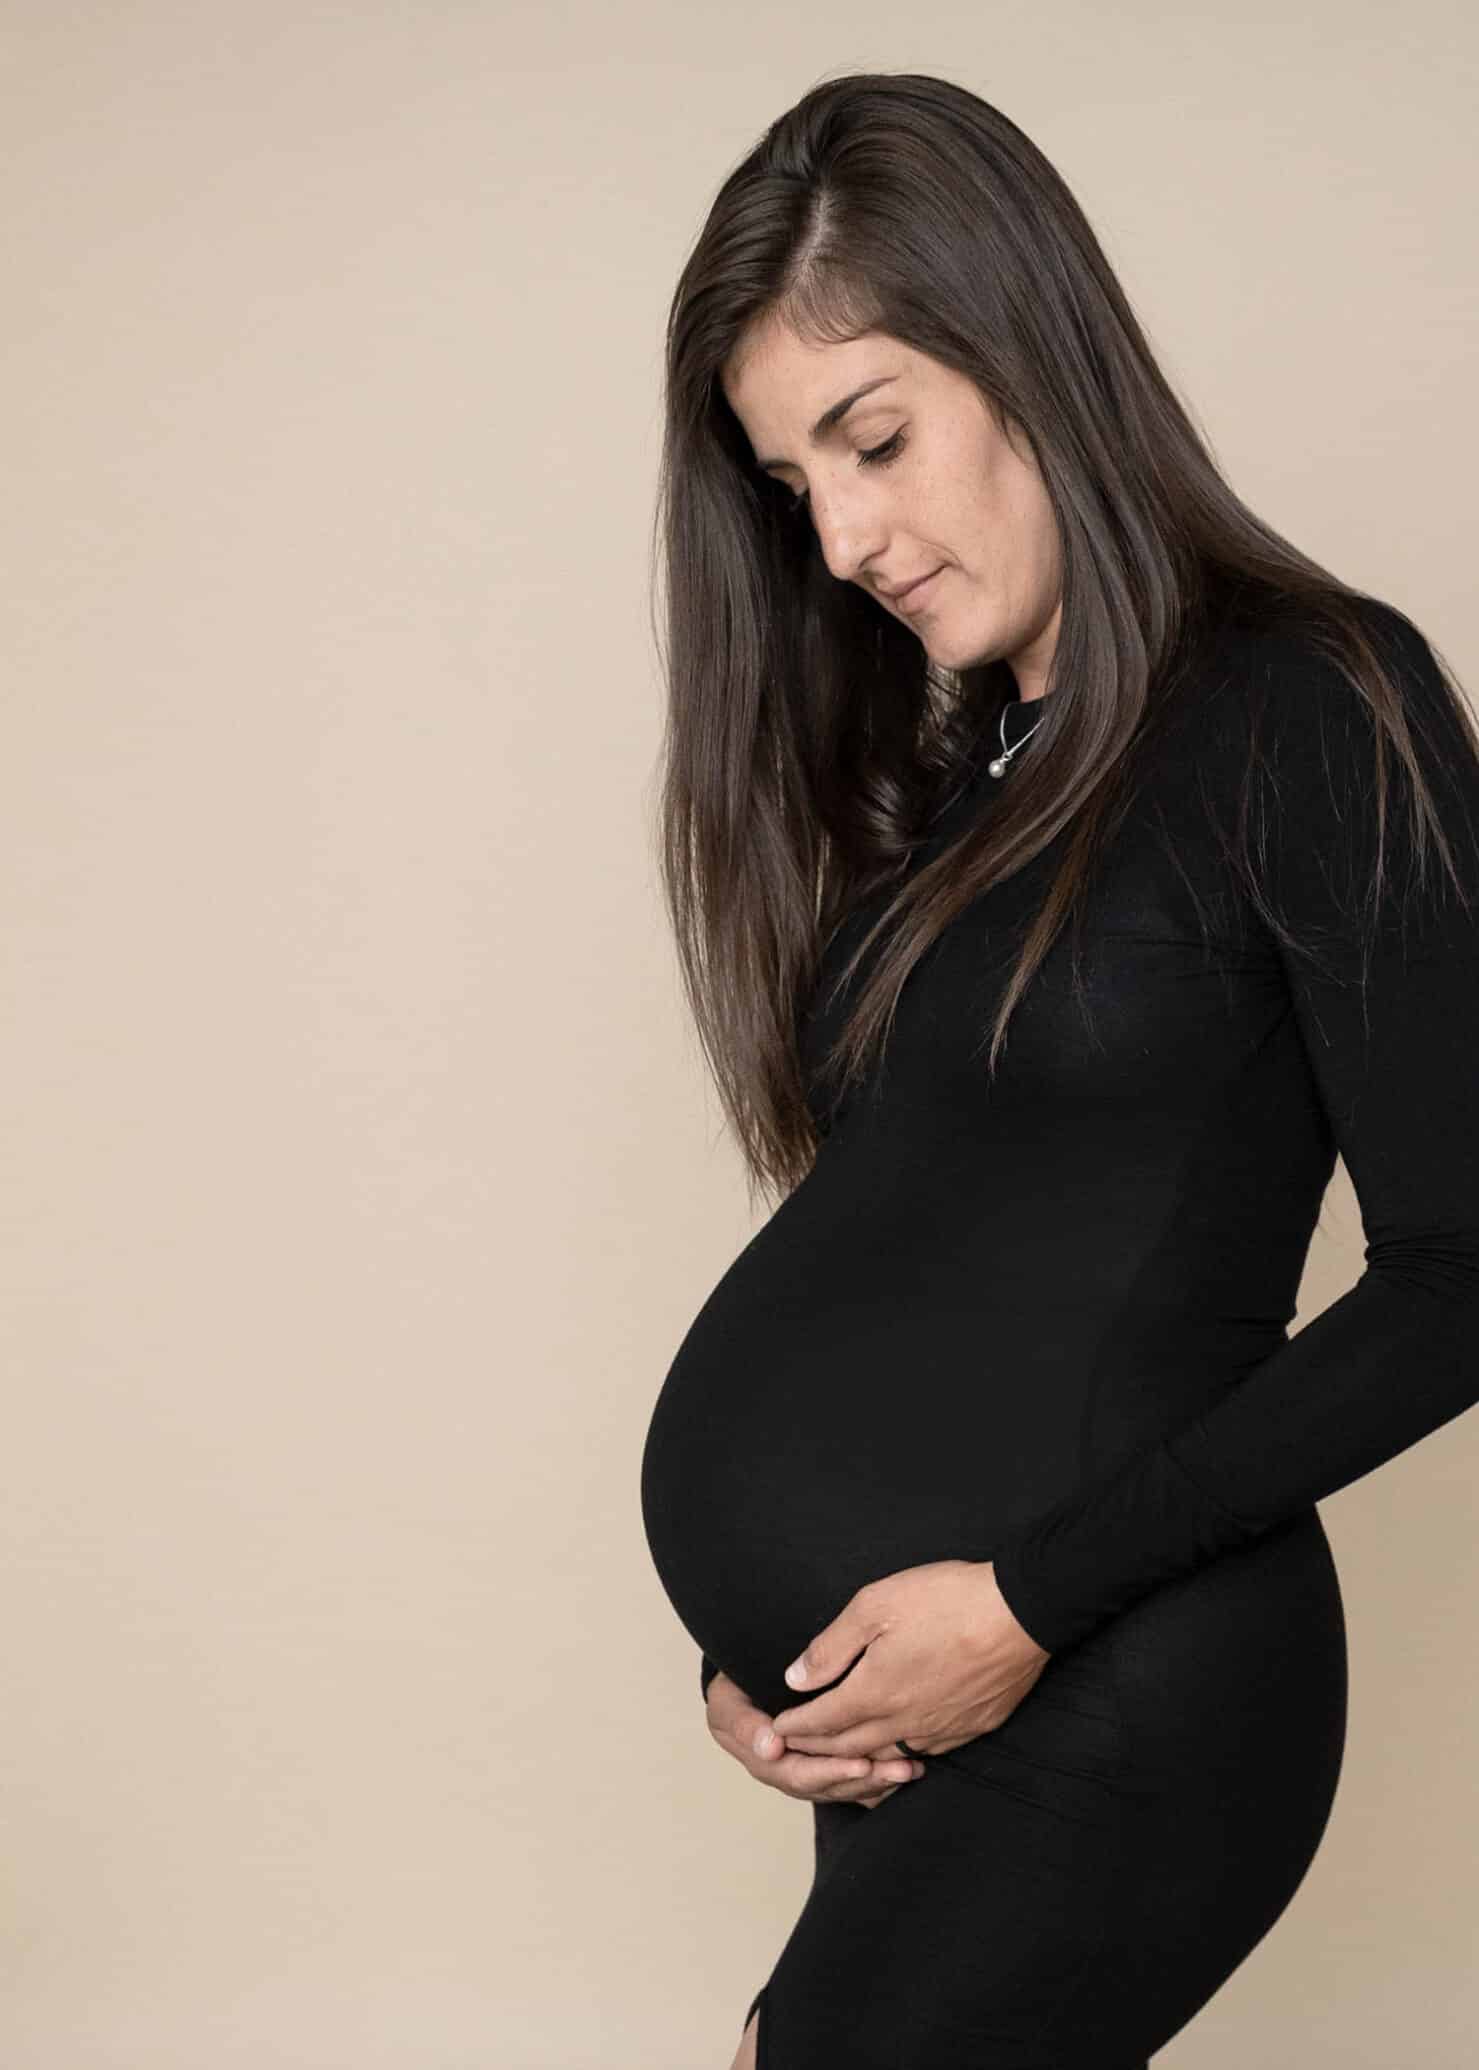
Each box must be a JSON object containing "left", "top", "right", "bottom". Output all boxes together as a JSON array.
[{"left": 704, "top": 1669, "right": 925, "bottom": 1808}]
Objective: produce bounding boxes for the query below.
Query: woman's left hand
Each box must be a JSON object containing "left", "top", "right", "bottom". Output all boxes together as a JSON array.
[{"left": 768, "top": 1559, "right": 1052, "bottom": 1760}]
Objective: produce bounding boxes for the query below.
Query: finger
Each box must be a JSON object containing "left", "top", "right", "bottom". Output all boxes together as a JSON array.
[
  {"left": 768, "top": 1687, "right": 881, "bottom": 1742},
  {"left": 851, "top": 1764, "right": 925, "bottom": 1808},
  {"left": 805, "top": 1758, "right": 918, "bottom": 1804},
  {"left": 860, "top": 1759, "right": 923, "bottom": 1789},
  {"left": 782, "top": 1590, "right": 881, "bottom": 1699},
  {"left": 769, "top": 1752, "right": 874, "bottom": 1795},
  {"left": 773, "top": 1716, "right": 904, "bottom": 1759},
  {"left": 720, "top": 1710, "right": 783, "bottom": 1760},
  {"left": 784, "top": 1727, "right": 919, "bottom": 1758}
]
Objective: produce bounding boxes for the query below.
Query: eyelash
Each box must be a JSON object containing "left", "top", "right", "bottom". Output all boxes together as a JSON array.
[{"left": 786, "top": 430, "right": 908, "bottom": 513}]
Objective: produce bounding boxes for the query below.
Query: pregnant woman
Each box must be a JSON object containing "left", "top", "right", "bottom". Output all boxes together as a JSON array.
[{"left": 638, "top": 71, "right": 1479, "bottom": 2068}]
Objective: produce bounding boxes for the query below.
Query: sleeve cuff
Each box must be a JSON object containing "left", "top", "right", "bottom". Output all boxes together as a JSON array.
[{"left": 990, "top": 1432, "right": 1262, "bottom": 1655}]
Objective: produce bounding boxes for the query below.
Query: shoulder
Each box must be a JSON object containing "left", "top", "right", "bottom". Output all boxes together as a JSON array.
[
  {"left": 1240, "top": 593, "right": 1464, "bottom": 749},
  {"left": 1179, "top": 589, "right": 1476, "bottom": 794},
  {"left": 1242, "top": 595, "right": 1479, "bottom": 904},
  {"left": 1144, "top": 589, "right": 1479, "bottom": 917}
]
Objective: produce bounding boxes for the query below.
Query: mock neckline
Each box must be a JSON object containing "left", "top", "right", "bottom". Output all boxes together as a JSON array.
[{"left": 1000, "top": 689, "right": 1054, "bottom": 737}]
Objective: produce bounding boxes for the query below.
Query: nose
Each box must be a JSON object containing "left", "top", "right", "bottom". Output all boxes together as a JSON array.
[{"left": 808, "top": 481, "right": 890, "bottom": 588}]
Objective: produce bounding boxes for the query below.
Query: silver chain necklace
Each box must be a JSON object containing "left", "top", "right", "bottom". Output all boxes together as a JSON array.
[{"left": 986, "top": 698, "right": 1047, "bottom": 779}]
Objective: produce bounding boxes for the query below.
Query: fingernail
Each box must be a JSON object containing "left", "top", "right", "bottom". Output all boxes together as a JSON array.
[
  {"left": 754, "top": 1727, "right": 774, "bottom": 1754},
  {"left": 785, "top": 1657, "right": 808, "bottom": 1687}
]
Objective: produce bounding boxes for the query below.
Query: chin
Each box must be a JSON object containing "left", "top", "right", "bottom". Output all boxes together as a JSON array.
[{"left": 924, "top": 620, "right": 997, "bottom": 672}]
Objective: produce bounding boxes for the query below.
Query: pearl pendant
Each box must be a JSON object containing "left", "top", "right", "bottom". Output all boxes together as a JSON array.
[{"left": 987, "top": 756, "right": 1008, "bottom": 779}]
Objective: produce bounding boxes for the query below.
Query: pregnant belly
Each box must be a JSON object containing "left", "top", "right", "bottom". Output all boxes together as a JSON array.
[{"left": 639, "top": 1208, "right": 1108, "bottom": 1720}]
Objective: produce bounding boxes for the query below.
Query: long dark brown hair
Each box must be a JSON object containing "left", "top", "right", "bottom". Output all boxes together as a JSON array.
[{"left": 650, "top": 70, "right": 1479, "bottom": 1204}]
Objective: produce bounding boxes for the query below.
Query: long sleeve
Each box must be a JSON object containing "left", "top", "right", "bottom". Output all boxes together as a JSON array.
[
  {"left": 700, "top": 1651, "right": 721, "bottom": 1702},
  {"left": 991, "top": 606, "right": 1479, "bottom": 1658}
]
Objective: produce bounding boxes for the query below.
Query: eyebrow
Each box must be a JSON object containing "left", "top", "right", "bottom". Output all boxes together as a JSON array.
[{"left": 755, "top": 375, "right": 901, "bottom": 473}]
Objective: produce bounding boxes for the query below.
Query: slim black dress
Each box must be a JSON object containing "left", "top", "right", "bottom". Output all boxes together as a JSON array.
[{"left": 639, "top": 593, "right": 1479, "bottom": 2068}]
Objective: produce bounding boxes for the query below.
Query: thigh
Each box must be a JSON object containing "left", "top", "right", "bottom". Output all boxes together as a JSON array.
[
  {"left": 746, "top": 1512, "right": 1346, "bottom": 2069},
  {"left": 754, "top": 1748, "right": 1141, "bottom": 2069}
]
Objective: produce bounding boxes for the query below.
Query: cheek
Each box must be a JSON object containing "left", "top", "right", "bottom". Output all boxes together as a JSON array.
[
  {"left": 1017, "top": 471, "right": 1060, "bottom": 564},
  {"left": 938, "top": 450, "right": 1013, "bottom": 567},
  {"left": 980, "top": 484, "right": 1053, "bottom": 601},
  {"left": 1026, "top": 509, "right": 1063, "bottom": 602}
]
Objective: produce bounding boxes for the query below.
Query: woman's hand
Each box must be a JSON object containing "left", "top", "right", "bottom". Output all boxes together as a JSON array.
[
  {"left": 705, "top": 1669, "right": 926, "bottom": 1808},
  {"left": 768, "top": 1559, "right": 1052, "bottom": 1759}
]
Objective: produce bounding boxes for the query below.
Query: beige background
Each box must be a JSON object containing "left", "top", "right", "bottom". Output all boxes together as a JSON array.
[{"left": 3, "top": 3, "right": 1476, "bottom": 2065}]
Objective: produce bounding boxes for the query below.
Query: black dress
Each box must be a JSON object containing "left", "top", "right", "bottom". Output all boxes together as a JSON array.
[{"left": 639, "top": 594, "right": 1479, "bottom": 2067}]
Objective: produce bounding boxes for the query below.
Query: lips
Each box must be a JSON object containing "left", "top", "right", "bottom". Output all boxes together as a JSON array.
[{"left": 895, "top": 567, "right": 944, "bottom": 614}]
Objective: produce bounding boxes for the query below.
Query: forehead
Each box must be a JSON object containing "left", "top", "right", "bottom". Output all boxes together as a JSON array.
[{"left": 721, "top": 322, "right": 919, "bottom": 444}]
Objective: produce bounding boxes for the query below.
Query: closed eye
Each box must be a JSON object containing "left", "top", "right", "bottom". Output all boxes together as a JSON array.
[{"left": 786, "top": 429, "right": 909, "bottom": 514}]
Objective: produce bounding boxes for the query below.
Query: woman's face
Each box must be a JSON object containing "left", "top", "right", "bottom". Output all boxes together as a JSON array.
[{"left": 721, "top": 318, "right": 1063, "bottom": 698}]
